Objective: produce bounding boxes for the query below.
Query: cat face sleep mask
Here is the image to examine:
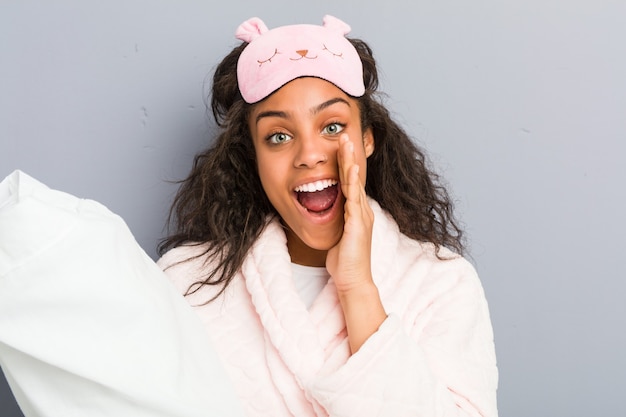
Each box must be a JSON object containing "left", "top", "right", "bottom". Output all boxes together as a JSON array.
[{"left": 235, "top": 15, "right": 365, "bottom": 104}]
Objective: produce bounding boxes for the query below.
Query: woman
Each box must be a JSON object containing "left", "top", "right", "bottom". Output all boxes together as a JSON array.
[{"left": 158, "top": 15, "right": 498, "bottom": 417}]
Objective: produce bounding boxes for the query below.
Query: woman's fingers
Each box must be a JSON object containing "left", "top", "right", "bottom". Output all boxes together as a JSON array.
[
  {"left": 338, "top": 133, "right": 370, "bottom": 222},
  {"left": 328, "top": 133, "right": 374, "bottom": 288},
  {"left": 337, "top": 134, "right": 352, "bottom": 194},
  {"left": 338, "top": 134, "right": 360, "bottom": 205}
]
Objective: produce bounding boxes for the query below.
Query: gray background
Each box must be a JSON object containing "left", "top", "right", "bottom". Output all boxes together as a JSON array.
[{"left": 1, "top": 1, "right": 625, "bottom": 416}]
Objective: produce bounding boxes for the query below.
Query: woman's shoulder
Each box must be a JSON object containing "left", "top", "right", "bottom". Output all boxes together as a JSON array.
[
  {"left": 399, "top": 240, "right": 477, "bottom": 288},
  {"left": 371, "top": 199, "right": 476, "bottom": 278},
  {"left": 156, "top": 243, "right": 208, "bottom": 271},
  {"left": 157, "top": 243, "right": 210, "bottom": 270},
  {"left": 156, "top": 243, "right": 213, "bottom": 293}
]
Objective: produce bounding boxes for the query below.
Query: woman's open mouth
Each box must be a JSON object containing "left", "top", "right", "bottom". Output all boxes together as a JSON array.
[{"left": 294, "top": 179, "right": 339, "bottom": 214}]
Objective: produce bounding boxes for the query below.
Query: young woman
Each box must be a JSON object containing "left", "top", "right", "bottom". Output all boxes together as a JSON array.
[{"left": 158, "top": 15, "right": 498, "bottom": 417}]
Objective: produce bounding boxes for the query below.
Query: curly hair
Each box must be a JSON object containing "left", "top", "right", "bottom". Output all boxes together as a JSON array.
[{"left": 158, "top": 39, "right": 465, "bottom": 300}]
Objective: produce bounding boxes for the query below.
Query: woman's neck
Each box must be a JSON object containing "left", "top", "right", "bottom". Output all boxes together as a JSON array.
[{"left": 285, "top": 229, "right": 328, "bottom": 267}]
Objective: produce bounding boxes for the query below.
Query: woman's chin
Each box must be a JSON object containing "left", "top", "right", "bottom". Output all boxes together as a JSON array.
[{"left": 285, "top": 227, "right": 342, "bottom": 267}]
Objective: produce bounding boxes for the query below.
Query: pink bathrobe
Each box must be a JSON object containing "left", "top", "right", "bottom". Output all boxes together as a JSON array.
[{"left": 158, "top": 200, "right": 498, "bottom": 417}]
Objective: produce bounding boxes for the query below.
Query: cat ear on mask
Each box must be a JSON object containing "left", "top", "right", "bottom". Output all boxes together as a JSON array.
[
  {"left": 322, "top": 15, "right": 352, "bottom": 36},
  {"left": 235, "top": 17, "right": 269, "bottom": 43}
]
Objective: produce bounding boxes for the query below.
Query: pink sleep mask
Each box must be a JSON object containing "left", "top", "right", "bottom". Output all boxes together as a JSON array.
[{"left": 235, "top": 15, "right": 365, "bottom": 104}]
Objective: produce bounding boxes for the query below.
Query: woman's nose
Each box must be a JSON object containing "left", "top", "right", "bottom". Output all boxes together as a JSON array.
[{"left": 293, "top": 135, "right": 328, "bottom": 168}]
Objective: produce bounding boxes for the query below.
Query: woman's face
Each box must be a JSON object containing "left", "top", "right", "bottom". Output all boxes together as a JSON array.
[{"left": 249, "top": 77, "right": 374, "bottom": 266}]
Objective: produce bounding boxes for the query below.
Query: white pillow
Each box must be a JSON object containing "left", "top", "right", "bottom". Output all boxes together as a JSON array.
[{"left": 0, "top": 170, "right": 244, "bottom": 417}]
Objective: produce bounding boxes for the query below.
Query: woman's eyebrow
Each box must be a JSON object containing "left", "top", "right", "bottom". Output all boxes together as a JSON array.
[
  {"left": 311, "top": 97, "right": 350, "bottom": 115},
  {"left": 255, "top": 110, "right": 289, "bottom": 125}
]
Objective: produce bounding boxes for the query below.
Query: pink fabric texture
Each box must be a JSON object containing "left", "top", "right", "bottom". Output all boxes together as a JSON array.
[
  {"left": 236, "top": 15, "right": 365, "bottom": 103},
  {"left": 158, "top": 200, "right": 498, "bottom": 417}
]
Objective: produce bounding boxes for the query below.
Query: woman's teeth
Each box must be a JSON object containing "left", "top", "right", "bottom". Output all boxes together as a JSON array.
[{"left": 294, "top": 179, "right": 338, "bottom": 193}]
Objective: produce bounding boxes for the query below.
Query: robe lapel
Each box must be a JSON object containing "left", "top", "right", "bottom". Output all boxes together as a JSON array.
[{"left": 241, "top": 221, "right": 329, "bottom": 382}]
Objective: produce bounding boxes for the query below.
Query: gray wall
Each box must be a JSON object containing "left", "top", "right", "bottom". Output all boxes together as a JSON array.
[{"left": 1, "top": 1, "right": 625, "bottom": 416}]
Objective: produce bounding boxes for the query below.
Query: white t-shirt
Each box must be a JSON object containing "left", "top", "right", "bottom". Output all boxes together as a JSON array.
[{"left": 290, "top": 263, "right": 330, "bottom": 309}]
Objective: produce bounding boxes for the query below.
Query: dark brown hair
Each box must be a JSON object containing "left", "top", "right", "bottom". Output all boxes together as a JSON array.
[{"left": 158, "top": 39, "right": 464, "bottom": 299}]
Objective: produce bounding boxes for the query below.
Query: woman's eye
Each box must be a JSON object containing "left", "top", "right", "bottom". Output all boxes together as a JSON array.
[
  {"left": 322, "top": 123, "right": 345, "bottom": 135},
  {"left": 267, "top": 132, "right": 292, "bottom": 144}
]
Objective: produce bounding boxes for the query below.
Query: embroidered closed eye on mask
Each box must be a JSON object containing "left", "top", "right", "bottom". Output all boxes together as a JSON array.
[{"left": 236, "top": 15, "right": 365, "bottom": 104}]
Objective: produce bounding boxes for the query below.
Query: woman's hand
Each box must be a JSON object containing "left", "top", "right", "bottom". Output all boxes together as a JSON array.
[
  {"left": 326, "top": 134, "right": 374, "bottom": 291},
  {"left": 326, "top": 134, "right": 386, "bottom": 354}
]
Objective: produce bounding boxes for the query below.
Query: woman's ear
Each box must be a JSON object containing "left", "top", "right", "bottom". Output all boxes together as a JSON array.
[{"left": 363, "top": 127, "right": 375, "bottom": 158}]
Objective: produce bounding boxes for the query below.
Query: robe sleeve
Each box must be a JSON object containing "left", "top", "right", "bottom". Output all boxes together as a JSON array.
[{"left": 306, "top": 266, "right": 498, "bottom": 417}]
